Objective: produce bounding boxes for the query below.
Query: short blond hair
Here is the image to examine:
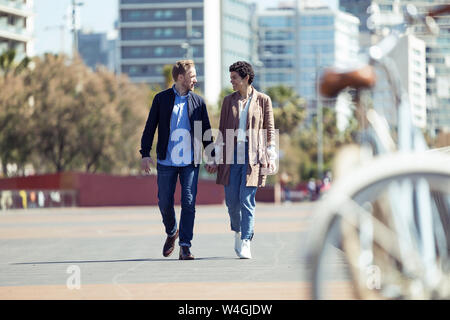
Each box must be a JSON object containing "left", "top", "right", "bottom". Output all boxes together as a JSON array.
[{"left": 172, "top": 60, "right": 195, "bottom": 81}]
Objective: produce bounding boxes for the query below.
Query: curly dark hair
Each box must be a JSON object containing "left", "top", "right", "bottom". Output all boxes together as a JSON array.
[{"left": 229, "top": 61, "right": 254, "bottom": 85}]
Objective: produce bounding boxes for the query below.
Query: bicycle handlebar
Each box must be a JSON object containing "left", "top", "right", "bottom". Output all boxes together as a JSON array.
[
  {"left": 319, "top": 66, "right": 376, "bottom": 98},
  {"left": 427, "top": 4, "right": 450, "bottom": 18}
]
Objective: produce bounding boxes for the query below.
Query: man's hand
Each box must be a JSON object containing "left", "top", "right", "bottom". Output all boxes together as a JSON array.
[
  {"left": 205, "top": 164, "right": 218, "bottom": 174},
  {"left": 141, "top": 157, "right": 155, "bottom": 174}
]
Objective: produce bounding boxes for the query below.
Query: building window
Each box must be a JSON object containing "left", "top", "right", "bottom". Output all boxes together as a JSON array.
[
  {"left": 122, "top": 45, "right": 204, "bottom": 59},
  {"left": 121, "top": 27, "right": 197, "bottom": 40},
  {"left": 263, "top": 45, "right": 294, "bottom": 55},
  {"left": 121, "top": 0, "right": 202, "bottom": 3},
  {"left": 264, "top": 30, "right": 294, "bottom": 41},
  {"left": 121, "top": 8, "right": 202, "bottom": 22},
  {"left": 300, "top": 30, "right": 334, "bottom": 41},
  {"left": 300, "top": 15, "right": 334, "bottom": 27},
  {"left": 259, "top": 16, "right": 294, "bottom": 28}
]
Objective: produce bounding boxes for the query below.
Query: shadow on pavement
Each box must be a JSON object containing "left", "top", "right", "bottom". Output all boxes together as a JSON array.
[{"left": 11, "top": 256, "right": 235, "bottom": 265}]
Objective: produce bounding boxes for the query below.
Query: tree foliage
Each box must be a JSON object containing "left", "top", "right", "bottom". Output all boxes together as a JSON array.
[
  {"left": 1, "top": 54, "right": 361, "bottom": 185},
  {"left": 266, "top": 85, "right": 306, "bottom": 135},
  {"left": 163, "top": 64, "right": 174, "bottom": 89},
  {"left": 264, "top": 85, "right": 358, "bottom": 185},
  {"left": 0, "top": 53, "right": 150, "bottom": 176},
  {"left": 0, "top": 50, "right": 33, "bottom": 175}
]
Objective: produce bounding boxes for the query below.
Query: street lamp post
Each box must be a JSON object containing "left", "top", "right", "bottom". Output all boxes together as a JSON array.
[
  {"left": 181, "top": 8, "right": 202, "bottom": 60},
  {"left": 185, "top": 8, "right": 193, "bottom": 59},
  {"left": 71, "top": 0, "right": 83, "bottom": 56},
  {"left": 315, "top": 48, "right": 324, "bottom": 180}
]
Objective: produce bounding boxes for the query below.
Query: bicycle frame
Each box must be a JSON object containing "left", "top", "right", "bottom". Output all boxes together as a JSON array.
[
  {"left": 346, "top": 5, "right": 444, "bottom": 291},
  {"left": 307, "top": 3, "right": 450, "bottom": 299}
]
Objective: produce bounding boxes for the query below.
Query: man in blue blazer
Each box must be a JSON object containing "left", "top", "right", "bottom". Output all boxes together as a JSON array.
[{"left": 140, "top": 60, "right": 215, "bottom": 260}]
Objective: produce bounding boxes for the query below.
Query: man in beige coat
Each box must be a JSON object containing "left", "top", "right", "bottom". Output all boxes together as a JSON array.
[{"left": 213, "top": 61, "right": 277, "bottom": 259}]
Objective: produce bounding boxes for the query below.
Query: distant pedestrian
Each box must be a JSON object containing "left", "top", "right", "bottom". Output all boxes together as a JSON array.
[
  {"left": 315, "top": 179, "right": 323, "bottom": 200},
  {"left": 308, "top": 178, "right": 316, "bottom": 201},
  {"left": 322, "top": 177, "right": 331, "bottom": 192},
  {"left": 280, "top": 172, "right": 291, "bottom": 202},
  {"left": 140, "top": 60, "right": 215, "bottom": 260}
]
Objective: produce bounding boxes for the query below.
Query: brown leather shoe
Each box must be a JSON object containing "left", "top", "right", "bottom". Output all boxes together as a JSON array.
[
  {"left": 162, "top": 230, "right": 178, "bottom": 257},
  {"left": 179, "top": 246, "right": 195, "bottom": 260}
]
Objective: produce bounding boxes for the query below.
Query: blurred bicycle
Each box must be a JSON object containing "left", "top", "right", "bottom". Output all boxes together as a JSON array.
[{"left": 306, "top": 3, "right": 450, "bottom": 299}]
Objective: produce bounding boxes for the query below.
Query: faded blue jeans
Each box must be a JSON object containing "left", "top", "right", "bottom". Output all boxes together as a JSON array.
[
  {"left": 157, "top": 163, "right": 199, "bottom": 248},
  {"left": 224, "top": 142, "right": 257, "bottom": 240}
]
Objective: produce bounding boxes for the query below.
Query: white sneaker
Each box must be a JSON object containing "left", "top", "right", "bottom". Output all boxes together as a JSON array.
[
  {"left": 234, "top": 232, "right": 241, "bottom": 257},
  {"left": 239, "top": 239, "right": 252, "bottom": 259}
]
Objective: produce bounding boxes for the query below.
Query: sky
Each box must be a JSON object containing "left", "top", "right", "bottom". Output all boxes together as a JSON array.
[
  {"left": 33, "top": 0, "right": 338, "bottom": 56},
  {"left": 34, "top": 0, "right": 118, "bottom": 55}
]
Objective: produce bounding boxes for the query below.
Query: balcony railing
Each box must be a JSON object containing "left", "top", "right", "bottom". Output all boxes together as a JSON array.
[{"left": 0, "top": 22, "right": 27, "bottom": 35}]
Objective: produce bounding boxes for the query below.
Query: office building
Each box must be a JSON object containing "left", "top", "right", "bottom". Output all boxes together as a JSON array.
[
  {"left": 118, "top": 0, "right": 254, "bottom": 105},
  {"left": 298, "top": 3, "right": 359, "bottom": 101},
  {"left": 78, "top": 30, "right": 119, "bottom": 73},
  {"left": 256, "top": 5, "right": 296, "bottom": 91},
  {"left": 0, "top": 0, "right": 34, "bottom": 59},
  {"left": 257, "top": 2, "right": 359, "bottom": 101}
]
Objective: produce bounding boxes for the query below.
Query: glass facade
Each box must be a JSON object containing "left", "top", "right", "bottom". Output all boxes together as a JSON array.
[
  {"left": 78, "top": 32, "right": 109, "bottom": 70},
  {"left": 221, "top": 0, "right": 253, "bottom": 89},
  {"left": 299, "top": 9, "right": 359, "bottom": 101},
  {"left": 257, "top": 6, "right": 359, "bottom": 103},
  {"left": 121, "top": 0, "right": 202, "bottom": 3},
  {"left": 262, "top": 59, "right": 293, "bottom": 68},
  {"left": 299, "top": 15, "right": 334, "bottom": 26},
  {"left": 121, "top": 26, "right": 203, "bottom": 41},
  {"left": 119, "top": 0, "right": 206, "bottom": 91},
  {"left": 264, "top": 30, "right": 294, "bottom": 41},
  {"left": 299, "top": 29, "right": 334, "bottom": 40},
  {"left": 256, "top": 8, "right": 296, "bottom": 91},
  {"left": 264, "top": 73, "right": 294, "bottom": 82},
  {"left": 122, "top": 63, "right": 204, "bottom": 77},
  {"left": 263, "top": 44, "right": 294, "bottom": 55},
  {"left": 121, "top": 8, "right": 203, "bottom": 22},
  {"left": 259, "top": 16, "right": 294, "bottom": 28},
  {"left": 119, "top": 0, "right": 253, "bottom": 99},
  {"left": 121, "top": 45, "right": 204, "bottom": 59}
]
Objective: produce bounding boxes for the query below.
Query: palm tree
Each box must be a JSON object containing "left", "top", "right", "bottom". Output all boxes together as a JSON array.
[
  {"left": 266, "top": 85, "right": 306, "bottom": 135},
  {"left": 217, "top": 87, "right": 234, "bottom": 109},
  {"left": 0, "top": 49, "right": 30, "bottom": 76},
  {"left": 162, "top": 64, "right": 174, "bottom": 89}
]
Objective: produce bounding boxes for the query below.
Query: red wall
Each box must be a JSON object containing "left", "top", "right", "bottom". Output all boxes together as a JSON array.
[
  {"left": 0, "top": 172, "right": 276, "bottom": 207},
  {"left": 0, "top": 172, "right": 223, "bottom": 207}
]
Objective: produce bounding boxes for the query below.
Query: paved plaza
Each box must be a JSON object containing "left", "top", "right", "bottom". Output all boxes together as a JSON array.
[{"left": 0, "top": 203, "right": 316, "bottom": 300}]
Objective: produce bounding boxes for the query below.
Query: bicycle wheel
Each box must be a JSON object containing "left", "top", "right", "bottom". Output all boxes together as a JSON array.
[{"left": 307, "top": 152, "right": 450, "bottom": 300}]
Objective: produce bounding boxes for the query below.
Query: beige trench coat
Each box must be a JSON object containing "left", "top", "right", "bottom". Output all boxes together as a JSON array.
[{"left": 216, "top": 87, "right": 275, "bottom": 187}]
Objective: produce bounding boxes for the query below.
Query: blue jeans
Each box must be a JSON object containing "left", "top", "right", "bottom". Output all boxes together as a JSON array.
[
  {"left": 224, "top": 143, "right": 257, "bottom": 240},
  {"left": 157, "top": 163, "right": 199, "bottom": 248}
]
